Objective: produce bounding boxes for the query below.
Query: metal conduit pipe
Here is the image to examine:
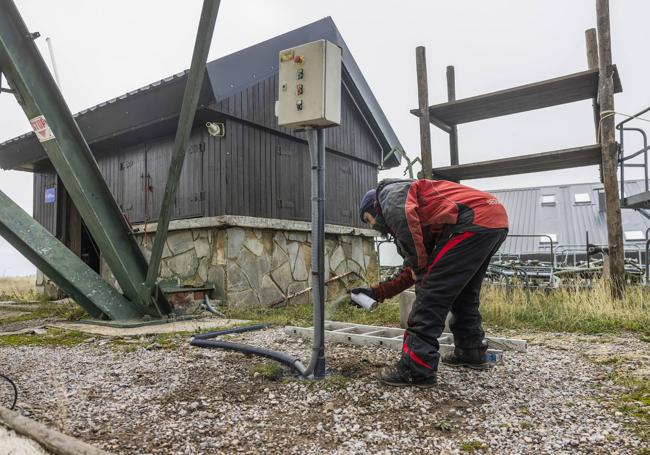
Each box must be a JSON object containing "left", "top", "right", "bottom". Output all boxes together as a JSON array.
[
  {"left": 189, "top": 129, "right": 327, "bottom": 379},
  {"left": 302, "top": 128, "right": 327, "bottom": 379},
  {"left": 189, "top": 325, "right": 307, "bottom": 374}
]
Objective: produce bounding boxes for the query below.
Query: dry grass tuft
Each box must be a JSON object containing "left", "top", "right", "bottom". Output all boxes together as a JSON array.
[
  {"left": 0, "top": 276, "right": 39, "bottom": 301},
  {"left": 481, "top": 281, "right": 650, "bottom": 335}
]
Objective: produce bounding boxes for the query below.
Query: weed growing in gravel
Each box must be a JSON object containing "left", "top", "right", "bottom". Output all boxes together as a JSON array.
[
  {"left": 481, "top": 282, "right": 650, "bottom": 335},
  {"left": 434, "top": 420, "right": 452, "bottom": 431},
  {"left": 251, "top": 363, "right": 285, "bottom": 381},
  {"left": 0, "top": 328, "right": 91, "bottom": 347},
  {"left": 316, "top": 374, "right": 350, "bottom": 391},
  {"left": 460, "top": 440, "right": 487, "bottom": 453},
  {"left": 612, "top": 373, "right": 650, "bottom": 446}
]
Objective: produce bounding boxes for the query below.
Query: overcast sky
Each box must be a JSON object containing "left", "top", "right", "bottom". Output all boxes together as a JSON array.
[{"left": 1, "top": 0, "right": 649, "bottom": 275}]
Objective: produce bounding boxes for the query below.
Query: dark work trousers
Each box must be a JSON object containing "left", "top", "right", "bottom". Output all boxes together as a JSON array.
[{"left": 401, "top": 228, "right": 508, "bottom": 378}]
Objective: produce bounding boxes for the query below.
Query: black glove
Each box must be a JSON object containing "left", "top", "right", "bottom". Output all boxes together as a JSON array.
[{"left": 349, "top": 287, "right": 376, "bottom": 300}]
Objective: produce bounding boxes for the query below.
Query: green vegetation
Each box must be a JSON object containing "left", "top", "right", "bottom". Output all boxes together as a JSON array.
[
  {"left": 0, "top": 301, "right": 88, "bottom": 326},
  {"left": 460, "top": 440, "right": 486, "bottom": 453},
  {"left": 612, "top": 373, "right": 650, "bottom": 447},
  {"left": 317, "top": 373, "right": 350, "bottom": 390},
  {"left": 227, "top": 281, "right": 650, "bottom": 336},
  {"left": 251, "top": 362, "right": 285, "bottom": 381},
  {"left": 225, "top": 295, "right": 401, "bottom": 328},
  {"left": 481, "top": 283, "right": 650, "bottom": 335},
  {"left": 0, "top": 328, "right": 91, "bottom": 347},
  {"left": 434, "top": 419, "right": 452, "bottom": 431}
]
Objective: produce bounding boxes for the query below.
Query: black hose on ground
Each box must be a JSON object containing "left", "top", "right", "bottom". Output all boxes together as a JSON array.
[
  {"left": 189, "top": 324, "right": 308, "bottom": 375},
  {"left": 0, "top": 374, "right": 17, "bottom": 410}
]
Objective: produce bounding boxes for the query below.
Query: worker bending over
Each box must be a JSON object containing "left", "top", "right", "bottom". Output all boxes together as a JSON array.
[{"left": 353, "top": 178, "right": 508, "bottom": 387}]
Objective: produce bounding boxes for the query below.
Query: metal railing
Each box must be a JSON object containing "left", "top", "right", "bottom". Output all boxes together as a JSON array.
[{"left": 617, "top": 106, "right": 650, "bottom": 205}]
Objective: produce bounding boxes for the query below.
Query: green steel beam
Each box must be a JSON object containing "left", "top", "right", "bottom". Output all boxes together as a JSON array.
[
  {"left": 144, "top": 0, "right": 221, "bottom": 293},
  {"left": 0, "top": 0, "right": 158, "bottom": 315},
  {"left": 0, "top": 190, "right": 145, "bottom": 321}
]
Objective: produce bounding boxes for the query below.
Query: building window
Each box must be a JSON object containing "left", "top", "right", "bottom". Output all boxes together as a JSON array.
[
  {"left": 624, "top": 230, "right": 645, "bottom": 241},
  {"left": 540, "top": 234, "right": 557, "bottom": 244},
  {"left": 574, "top": 193, "right": 591, "bottom": 204},
  {"left": 541, "top": 194, "right": 556, "bottom": 206}
]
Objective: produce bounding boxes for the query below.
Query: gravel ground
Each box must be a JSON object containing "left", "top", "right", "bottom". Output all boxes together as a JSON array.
[
  {"left": 0, "top": 328, "right": 647, "bottom": 454},
  {"left": 0, "top": 425, "right": 49, "bottom": 455}
]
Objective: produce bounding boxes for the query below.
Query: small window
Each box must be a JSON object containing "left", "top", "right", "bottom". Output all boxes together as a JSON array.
[
  {"left": 574, "top": 193, "right": 591, "bottom": 204},
  {"left": 541, "top": 195, "right": 556, "bottom": 206},
  {"left": 540, "top": 234, "right": 557, "bottom": 244},
  {"left": 624, "top": 230, "right": 645, "bottom": 241}
]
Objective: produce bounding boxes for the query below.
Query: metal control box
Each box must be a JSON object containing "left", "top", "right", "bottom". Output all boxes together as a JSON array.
[{"left": 276, "top": 39, "right": 341, "bottom": 129}]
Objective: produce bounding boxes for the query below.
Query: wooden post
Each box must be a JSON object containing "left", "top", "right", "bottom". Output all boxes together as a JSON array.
[
  {"left": 446, "top": 66, "right": 459, "bottom": 166},
  {"left": 416, "top": 46, "right": 433, "bottom": 179},
  {"left": 596, "top": 0, "right": 625, "bottom": 297},
  {"left": 585, "top": 28, "right": 600, "bottom": 139}
]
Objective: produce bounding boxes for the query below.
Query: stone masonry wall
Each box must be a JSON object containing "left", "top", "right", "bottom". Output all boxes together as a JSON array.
[{"left": 99, "top": 217, "right": 378, "bottom": 308}]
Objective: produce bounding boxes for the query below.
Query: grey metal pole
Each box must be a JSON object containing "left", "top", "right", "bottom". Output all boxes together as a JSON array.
[
  {"left": 305, "top": 128, "right": 326, "bottom": 379},
  {"left": 145, "top": 0, "right": 220, "bottom": 295}
]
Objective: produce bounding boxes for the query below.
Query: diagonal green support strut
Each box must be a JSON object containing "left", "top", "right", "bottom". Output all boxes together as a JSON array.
[
  {"left": 0, "top": 0, "right": 156, "bottom": 313},
  {"left": 144, "top": 0, "right": 221, "bottom": 295},
  {"left": 0, "top": 0, "right": 220, "bottom": 321},
  {"left": 0, "top": 190, "right": 145, "bottom": 321}
]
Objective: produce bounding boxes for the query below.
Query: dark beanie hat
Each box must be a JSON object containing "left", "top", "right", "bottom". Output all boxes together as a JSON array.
[{"left": 359, "top": 189, "right": 377, "bottom": 222}]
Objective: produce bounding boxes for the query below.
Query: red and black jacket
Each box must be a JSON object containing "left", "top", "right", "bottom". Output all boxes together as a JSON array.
[{"left": 371, "top": 179, "right": 508, "bottom": 301}]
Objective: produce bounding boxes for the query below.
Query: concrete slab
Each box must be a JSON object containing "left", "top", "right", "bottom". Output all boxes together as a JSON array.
[{"left": 51, "top": 317, "right": 248, "bottom": 337}]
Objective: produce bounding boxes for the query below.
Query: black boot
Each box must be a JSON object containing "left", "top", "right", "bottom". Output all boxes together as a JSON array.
[
  {"left": 442, "top": 340, "right": 492, "bottom": 370},
  {"left": 376, "top": 361, "right": 437, "bottom": 388}
]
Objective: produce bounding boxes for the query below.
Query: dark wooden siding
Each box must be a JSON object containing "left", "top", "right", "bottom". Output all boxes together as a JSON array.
[
  {"left": 33, "top": 72, "right": 381, "bottom": 230},
  {"left": 33, "top": 171, "right": 57, "bottom": 234},
  {"left": 214, "top": 74, "right": 383, "bottom": 166},
  {"left": 203, "top": 119, "right": 377, "bottom": 227}
]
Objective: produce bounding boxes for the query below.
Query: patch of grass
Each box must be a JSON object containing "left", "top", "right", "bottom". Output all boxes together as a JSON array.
[
  {"left": 251, "top": 362, "right": 285, "bottom": 381},
  {"left": 481, "top": 282, "right": 650, "bottom": 335},
  {"left": 317, "top": 374, "right": 350, "bottom": 391},
  {"left": 516, "top": 406, "right": 532, "bottom": 416},
  {"left": 0, "top": 328, "right": 91, "bottom": 347},
  {"left": 640, "top": 336, "right": 650, "bottom": 343},
  {"left": 611, "top": 373, "right": 650, "bottom": 445},
  {"left": 224, "top": 295, "right": 401, "bottom": 328},
  {"left": 0, "top": 301, "right": 88, "bottom": 326},
  {"left": 460, "top": 440, "right": 486, "bottom": 453},
  {"left": 434, "top": 419, "right": 452, "bottom": 431}
]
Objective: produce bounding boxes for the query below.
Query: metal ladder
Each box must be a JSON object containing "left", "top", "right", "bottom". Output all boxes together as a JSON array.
[{"left": 286, "top": 321, "right": 527, "bottom": 366}]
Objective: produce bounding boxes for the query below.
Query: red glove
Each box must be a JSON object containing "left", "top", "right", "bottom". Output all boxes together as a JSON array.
[{"left": 371, "top": 268, "right": 415, "bottom": 302}]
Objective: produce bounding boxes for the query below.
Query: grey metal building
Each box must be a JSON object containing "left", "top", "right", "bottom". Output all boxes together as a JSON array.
[
  {"left": 0, "top": 18, "right": 400, "bottom": 304},
  {"left": 493, "top": 180, "right": 650, "bottom": 262}
]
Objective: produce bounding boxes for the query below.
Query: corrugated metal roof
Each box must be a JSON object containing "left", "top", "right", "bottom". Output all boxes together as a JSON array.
[
  {"left": 0, "top": 17, "right": 401, "bottom": 170},
  {"left": 492, "top": 180, "right": 650, "bottom": 255}
]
